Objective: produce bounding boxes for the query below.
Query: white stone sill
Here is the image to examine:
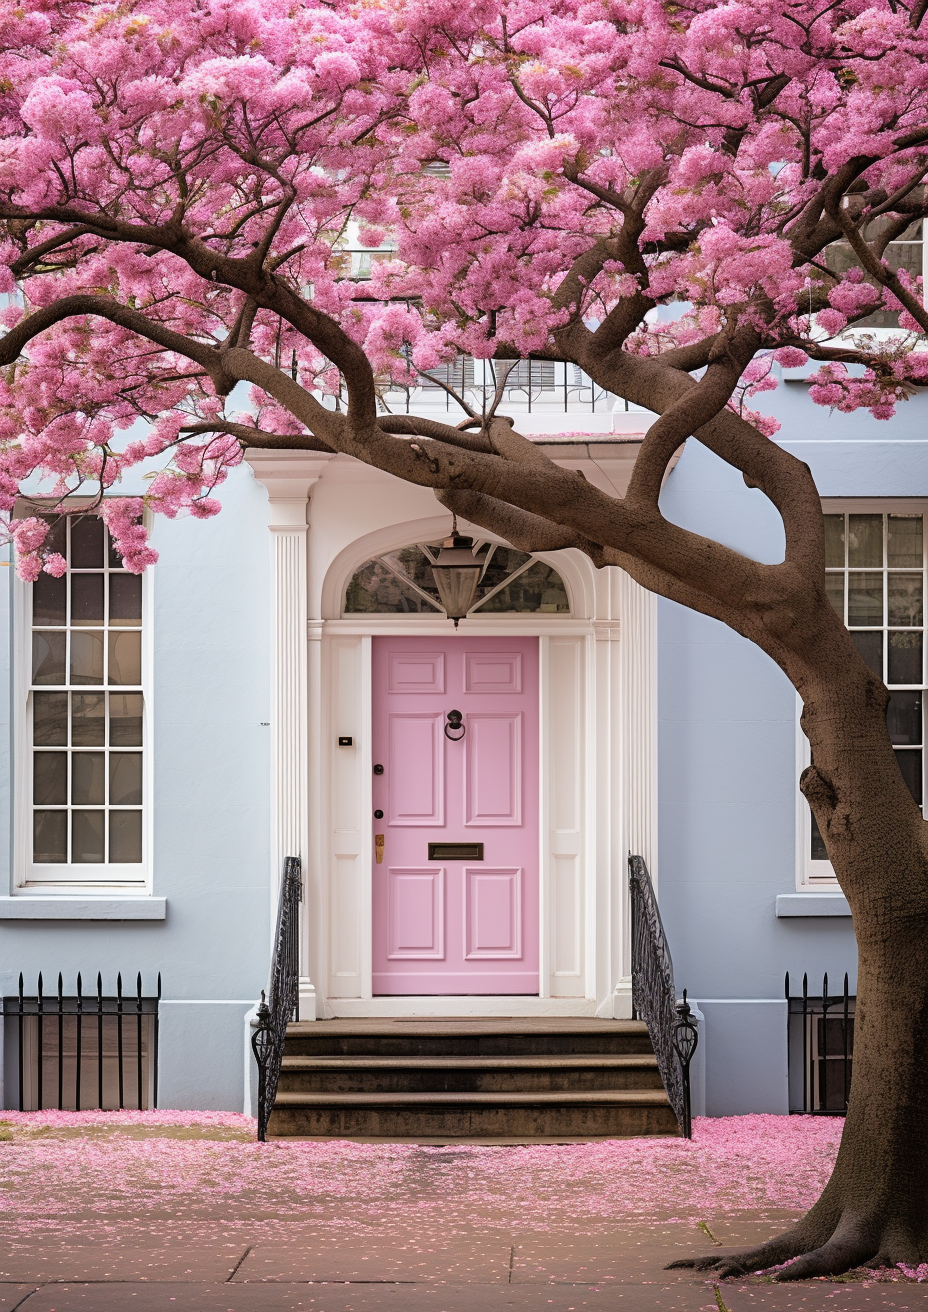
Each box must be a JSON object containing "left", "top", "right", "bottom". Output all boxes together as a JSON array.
[
  {"left": 0, "top": 896, "right": 166, "bottom": 920},
  {"left": 776, "top": 893, "right": 850, "bottom": 917}
]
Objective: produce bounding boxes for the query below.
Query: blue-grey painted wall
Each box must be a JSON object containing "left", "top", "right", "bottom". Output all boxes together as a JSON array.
[
  {"left": 657, "top": 385, "right": 928, "bottom": 1114},
  {"left": 0, "top": 465, "right": 272, "bottom": 1110}
]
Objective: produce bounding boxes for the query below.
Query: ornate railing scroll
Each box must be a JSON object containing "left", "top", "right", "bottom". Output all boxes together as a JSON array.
[
  {"left": 251, "top": 855, "right": 302, "bottom": 1142},
  {"left": 629, "top": 854, "right": 698, "bottom": 1137}
]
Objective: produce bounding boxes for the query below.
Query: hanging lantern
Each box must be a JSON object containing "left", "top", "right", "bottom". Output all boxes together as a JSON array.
[{"left": 429, "top": 520, "right": 483, "bottom": 627}]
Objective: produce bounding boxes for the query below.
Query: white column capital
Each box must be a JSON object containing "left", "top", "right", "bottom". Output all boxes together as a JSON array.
[{"left": 245, "top": 449, "right": 335, "bottom": 528}]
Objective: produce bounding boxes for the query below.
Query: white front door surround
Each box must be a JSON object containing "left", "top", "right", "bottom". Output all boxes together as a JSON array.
[{"left": 246, "top": 447, "right": 658, "bottom": 1020}]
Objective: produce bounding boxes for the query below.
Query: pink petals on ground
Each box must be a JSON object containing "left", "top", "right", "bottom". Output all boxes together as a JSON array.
[{"left": 0, "top": 1113, "right": 842, "bottom": 1233}]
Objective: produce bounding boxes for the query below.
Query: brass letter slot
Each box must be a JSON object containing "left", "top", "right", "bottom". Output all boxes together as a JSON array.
[{"left": 428, "top": 842, "right": 484, "bottom": 861}]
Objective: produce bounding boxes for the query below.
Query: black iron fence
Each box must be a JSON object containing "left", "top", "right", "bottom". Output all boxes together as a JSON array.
[
  {"left": 3, "top": 972, "right": 160, "bottom": 1111},
  {"left": 629, "top": 854, "right": 698, "bottom": 1137},
  {"left": 251, "top": 855, "right": 302, "bottom": 1142},
  {"left": 786, "top": 972, "right": 855, "bottom": 1114}
]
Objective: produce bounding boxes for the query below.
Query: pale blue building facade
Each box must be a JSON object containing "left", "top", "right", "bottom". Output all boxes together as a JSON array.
[{"left": 0, "top": 359, "right": 923, "bottom": 1118}]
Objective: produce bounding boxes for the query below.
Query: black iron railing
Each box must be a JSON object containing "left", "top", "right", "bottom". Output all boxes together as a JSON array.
[
  {"left": 629, "top": 854, "right": 698, "bottom": 1137},
  {"left": 251, "top": 855, "right": 302, "bottom": 1142},
  {"left": 786, "top": 971, "right": 855, "bottom": 1114},
  {"left": 3, "top": 971, "right": 160, "bottom": 1110}
]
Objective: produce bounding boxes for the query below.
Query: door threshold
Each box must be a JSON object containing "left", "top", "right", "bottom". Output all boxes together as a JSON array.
[{"left": 325, "top": 996, "right": 598, "bottom": 1019}]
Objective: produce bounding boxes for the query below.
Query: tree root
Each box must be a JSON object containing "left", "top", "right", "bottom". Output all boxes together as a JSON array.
[{"left": 668, "top": 1218, "right": 927, "bottom": 1281}]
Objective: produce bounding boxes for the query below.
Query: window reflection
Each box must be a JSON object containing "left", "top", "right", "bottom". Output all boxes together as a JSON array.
[{"left": 344, "top": 542, "right": 570, "bottom": 616}]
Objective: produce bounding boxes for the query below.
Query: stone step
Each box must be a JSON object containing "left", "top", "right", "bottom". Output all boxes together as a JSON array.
[
  {"left": 284, "top": 1019, "right": 654, "bottom": 1059},
  {"left": 267, "top": 1088, "right": 679, "bottom": 1140},
  {"left": 277, "top": 1053, "right": 664, "bottom": 1094}
]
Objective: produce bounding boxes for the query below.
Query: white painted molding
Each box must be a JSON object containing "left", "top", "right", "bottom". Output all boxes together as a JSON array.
[
  {"left": 776, "top": 893, "right": 851, "bottom": 917},
  {"left": 245, "top": 450, "right": 334, "bottom": 1021},
  {"left": 0, "top": 896, "right": 166, "bottom": 920}
]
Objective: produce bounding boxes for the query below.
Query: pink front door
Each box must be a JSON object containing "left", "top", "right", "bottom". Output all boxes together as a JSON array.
[{"left": 371, "top": 636, "right": 539, "bottom": 995}]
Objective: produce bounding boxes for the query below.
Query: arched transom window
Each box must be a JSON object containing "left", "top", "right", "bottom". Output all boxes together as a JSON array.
[{"left": 344, "top": 542, "right": 570, "bottom": 617}]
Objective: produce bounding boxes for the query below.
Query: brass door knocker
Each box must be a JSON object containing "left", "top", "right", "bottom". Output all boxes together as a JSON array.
[{"left": 444, "top": 709, "right": 465, "bottom": 741}]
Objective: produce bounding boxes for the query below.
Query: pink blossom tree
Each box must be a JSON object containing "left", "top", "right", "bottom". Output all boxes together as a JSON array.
[{"left": 2, "top": 0, "right": 928, "bottom": 1278}]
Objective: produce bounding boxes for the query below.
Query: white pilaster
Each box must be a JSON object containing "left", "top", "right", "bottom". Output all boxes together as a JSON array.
[
  {"left": 595, "top": 567, "right": 657, "bottom": 1020},
  {"left": 245, "top": 450, "right": 334, "bottom": 1020}
]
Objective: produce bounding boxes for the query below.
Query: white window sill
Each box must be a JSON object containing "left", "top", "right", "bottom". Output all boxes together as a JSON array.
[
  {"left": 776, "top": 893, "right": 850, "bottom": 917},
  {"left": 0, "top": 896, "right": 166, "bottom": 920}
]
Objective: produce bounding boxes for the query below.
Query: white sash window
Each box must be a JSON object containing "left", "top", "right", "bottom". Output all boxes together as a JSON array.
[
  {"left": 799, "top": 504, "right": 925, "bottom": 887},
  {"left": 22, "top": 515, "right": 148, "bottom": 886}
]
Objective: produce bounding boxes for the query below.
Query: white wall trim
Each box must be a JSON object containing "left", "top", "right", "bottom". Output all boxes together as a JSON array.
[
  {"left": 246, "top": 451, "right": 333, "bottom": 1020},
  {"left": 0, "top": 895, "right": 166, "bottom": 919}
]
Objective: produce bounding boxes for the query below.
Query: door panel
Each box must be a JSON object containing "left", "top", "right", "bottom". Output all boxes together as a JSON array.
[
  {"left": 465, "top": 714, "right": 521, "bottom": 825},
  {"left": 372, "top": 636, "right": 539, "bottom": 995},
  {"left": 464, "top": 651, "right": 522, "bottom": 694},
  {"left": 465, "top": 867, "right": 522, "bottom": 958},
  {"left": 387, "top": 868, "right": 445, "bottom": 958},
  {"left": 388, "top": 651, "right": 445, "bottom": 694},
  {"left": 387, "top": 714, "right": 444, "bottom": 825}
]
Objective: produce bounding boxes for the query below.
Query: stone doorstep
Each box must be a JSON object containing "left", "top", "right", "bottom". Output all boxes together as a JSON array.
[{"left": 280, "top": 1055, "right": 661, "bottom": 1067}]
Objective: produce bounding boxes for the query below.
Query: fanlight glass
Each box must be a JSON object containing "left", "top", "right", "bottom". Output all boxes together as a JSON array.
[{"left": 343, "top": 541, "right": 570, "bottom": 617}]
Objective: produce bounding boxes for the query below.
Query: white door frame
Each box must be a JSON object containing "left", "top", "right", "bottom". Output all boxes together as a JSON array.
[{"left": 246, "top": 454, "right": 657, "bottom": 1021}]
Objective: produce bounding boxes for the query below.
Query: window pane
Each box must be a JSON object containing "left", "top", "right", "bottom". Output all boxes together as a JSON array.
[
  {"left": 810, "top": 811, "right": 829, "bottom": 860},
  {"left": 109, "top": 810, "right": 142, "bottom": 863},
  {"left": 110, "top": 753, "right": 142, "bottom": 805},
  {"left": 825, "top": 575, "right": 844, "bottom": 619},
  {"left": 40, "top": 516, "right": 67, "bottom": 559},
  {"left": 33, "top": 574, "right": 66, "bottom": 626},
  {"left": 888, "top": 514, "right": 923, "bottom": 568},
  {"left": 888, "top": 573, "right": 923, "bottom": 627},
  {"left": 70, "top": 631, "right": 104, "bottom": 685},
  {"left": 848, "top": 572, "right": 883, "bottom": 626},
  {"left": 895, "top": 749, "right": 923, "bottom": 806},
  {"left": 108, "top": 631, "right": 141, "bottom": 685},
  {"left": 474, "top": 561, "right": 571, "bottom": 614},
  {"left": 475, "top": 547, "right": 532, "bottom": 598},
  {"left": 70, "top": 517, "right": 104, "bottom": 569},
  {"left": 72, "top": 810, "right": 104, "bottom": 863},
  {"left": 344, "top": 559, "right": 440, "bottom": 613},
  {"left": 110, "top": 694, "right": 143, "bottom": 746},
  {"left": 34, "top": 810, "right": 67, "bottom": 863},
  {"left": 848, "top": 515, "right": 883, "bottom": 567},
  {"left": 71, "top": 693, "right": 105, "bottom": 746},
  {"left": 33, "top": 692, "right": 68, "bottom": 746},
  {"left": 381, "top": 548, "right": 442, "bottom": 604},
  {"left": 107, "top": 531, "right": 123, "bottom": 570},
  {"left": 851, "top": 631, "right": 883, "bottom": 679},
  {"left": 888, "top": 631, "right": 923, "bottom": 685},
  {"left": 33, "top": 751, "right": 67, "bottom": 804},
  {"left": 72, "top": 752, "right": 105, "bottom": 805},
  {"left": 887, "top": 692, "right": 922, "bottom": 745},
  {"left": 824, "top": 515, "right": 845, "bottom": 568},
  {"left": 70, "top": 574, "right": 104, "bottom": 626},
  {"left": 109, "top": 575, "right": 142, "bottom": 627},
  {"left": 32, "top": 632, "right": 65, "bottom": 684}
]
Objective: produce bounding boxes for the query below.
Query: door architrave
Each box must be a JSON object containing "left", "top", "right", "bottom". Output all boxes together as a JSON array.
[{"left": 314, "top": 517, "right": 651, "bottom": 1020}]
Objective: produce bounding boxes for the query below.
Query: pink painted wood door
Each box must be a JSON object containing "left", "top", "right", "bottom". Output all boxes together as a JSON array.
[{"left": 372, "top": 636, "right": 539, "bottom": 995}]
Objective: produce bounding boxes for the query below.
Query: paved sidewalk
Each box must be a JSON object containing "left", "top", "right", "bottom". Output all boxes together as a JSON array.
[
  {"left": 2, "top": 1115, "right": 927, "bottom": 1309},
  {"left": 4, "top": 1215, "right": 928, "bottom": 1310}
]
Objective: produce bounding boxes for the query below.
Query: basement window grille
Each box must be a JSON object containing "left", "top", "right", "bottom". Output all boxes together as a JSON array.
[
  {"left": 786, "top": 972, "right": 855, "bottom": 1114},
  {"left": 3, "top": 971, "right": 160, "bottom": 1111}
]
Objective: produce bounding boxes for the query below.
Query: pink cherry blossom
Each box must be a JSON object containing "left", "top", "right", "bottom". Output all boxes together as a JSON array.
[{"left": 0, "top": 0, "right": 922, "bottom": 570}]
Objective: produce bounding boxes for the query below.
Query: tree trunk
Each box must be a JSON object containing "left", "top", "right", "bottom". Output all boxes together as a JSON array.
[{"left": 674, "top": 664, "right": 928, "bottom": 1280}]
